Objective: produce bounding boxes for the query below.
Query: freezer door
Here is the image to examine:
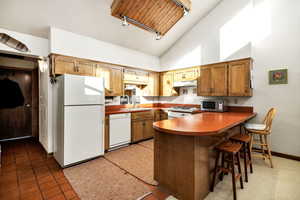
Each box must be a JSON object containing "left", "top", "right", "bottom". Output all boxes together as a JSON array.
[
  {"left": 63, "top": 105, "right": 104, "bottom": 166},
  {"left": 64, "top": 74, "right": 104, "bottom": 105}
]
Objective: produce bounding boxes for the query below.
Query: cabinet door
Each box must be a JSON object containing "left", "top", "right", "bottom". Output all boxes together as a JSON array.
[
  {"left": 143, "top": 119, "right": 154, "bottom": 139},
  {"left": 110, "top": 67, "right": 123, "bottom": 96},
  {"left": 131, "top": 120, "right": 144, "bottom": 142},
  {"left": 211, "top": 64, "right": 228, "bottom": 96},
  {"left": 160, "top": 72, "right": 177, "bottom": 96},
  {"left": 124, "top": 69, "right": 136, "bottom": 82},
  {"left": 54, "top": 56, "right": 76, "bottom": 75},
  {"left": 174, "top": 68, "right": 198, "bottom": 82},
  {"left": 160, "top": 111, "right": 168, "bottom": 120},
  {"left": 228, "top": 59, "right": 252, "bottom": 96},
  {"left": 76, "top": 60, "right": 95, "bottom": 76},
  {"left": 97, "top": 65, "right": 123, "bottom": 96},
  {"left": 197, "top": 66, "right": 211, "bottom": 96},
  {"left": 142, "top": 72, "right": 159, "bottom": 96}
]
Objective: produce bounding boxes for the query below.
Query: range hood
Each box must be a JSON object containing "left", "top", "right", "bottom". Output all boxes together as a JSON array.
[{"left": 173, "top": 80, "right": 197, "bottom": 88}]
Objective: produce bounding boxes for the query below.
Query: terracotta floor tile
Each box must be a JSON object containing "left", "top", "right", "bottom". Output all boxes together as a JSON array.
[
  {"left": 0, "top": 191, "right": 20, "bottom": 200},
  {"left": 42, "top": 186, "right": 63, "bottom": 200},
  {"left": 19, "top": 182, "right": 40, "bottom": 195},
  {"left": 59, "top": 183, "right": 73, "bottom": 193},
  {"left": 48, "top": 194, "right": 67, "bottom": 200},
  {"left": 55, "top": 177, "right": 69, "bottom": 185},
  {"left": 63, "top": 190, "right": 78, "bottom": 200},
  {"left": 20, "top": 191, "right": 43, "bottom": 200},
  {"left": 37, "top": 174, "right": 56, "bottom": 184},
  {"left": 39, "top": 179, "right": 59, "bottom": 191}
]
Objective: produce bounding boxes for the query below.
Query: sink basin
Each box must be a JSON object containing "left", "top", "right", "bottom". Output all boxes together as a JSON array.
[{"left": 121, "top": 108, "right": 152, "bottom": 112}]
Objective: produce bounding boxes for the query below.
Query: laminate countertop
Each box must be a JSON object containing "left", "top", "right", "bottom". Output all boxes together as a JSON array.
[{"left": 153, "top": 112, "right": 256, "bottom": 136}]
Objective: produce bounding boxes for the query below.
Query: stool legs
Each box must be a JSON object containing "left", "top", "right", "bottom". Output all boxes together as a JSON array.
[
  {"left": 231, "top": 153, "right": 237, "bottom": 200},
  {"left": 264, "top": 135, "right": 274, "bottom": 168},
  {"left": 247, "top": 142, "right": 253, "bottom": 173},
  {"left": 236, "top": 152, "right": 244, "bottom": 189},
  {"left": 211, "top": 151, "right": 244, "bottom": 200},
  {"left": 243, "top": 143, "right": 248, "bottom": 182},
  {"left": 211, "top": 151, "right": 220, "bottom": 192}
]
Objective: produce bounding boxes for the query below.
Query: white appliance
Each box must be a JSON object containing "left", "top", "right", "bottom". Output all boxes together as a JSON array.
[
  {"left": 53, "top": 74, "right": 105, "bottom": 167},
  {"left": 168, "top": 111, "right": 192, "bottom": 119},
  {"left": 109, "top": 113, "right": 131, "bottom": 150},
  {"left": 167, "top": 106, "right": 198, "bottom": 119}
]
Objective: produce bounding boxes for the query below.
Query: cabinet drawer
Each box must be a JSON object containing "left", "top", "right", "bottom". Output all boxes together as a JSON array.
[{"left": 131, "top": 111, "right": 153, "bottom": 120}]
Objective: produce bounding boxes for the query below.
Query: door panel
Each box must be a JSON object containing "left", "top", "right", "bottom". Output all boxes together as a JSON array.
[
  {"left": 197, "top": 66, "right": 211, "bottom": 96},
  {"left": 64, "top": 105, "right": 103, "bottom": 166},
  {"left": 211, "top": 64, "right": 228, "bottom": 96},
  {"left": 0, "top": 69, "right": 32, "bottom": 140},
  {"left": 228, "top": 60, "right": 252, "bottom": 96},
  {"left": 131, "top": 120, "right": 144, "bottom": 142},
  {"left": 64, "top": 74, "right": 104, "bottom": 105},
  {"left": 143, "top": 119, "right": 154, "bottom": 139}
]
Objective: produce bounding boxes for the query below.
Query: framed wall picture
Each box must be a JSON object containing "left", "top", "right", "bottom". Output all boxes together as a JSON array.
[{"left": 269, "top": 69, "right": 288, "bottom": 84}]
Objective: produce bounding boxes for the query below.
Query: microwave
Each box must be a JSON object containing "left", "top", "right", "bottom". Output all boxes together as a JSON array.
[{"left": 201, "top": 100, "right": 226, "bottom": 112}]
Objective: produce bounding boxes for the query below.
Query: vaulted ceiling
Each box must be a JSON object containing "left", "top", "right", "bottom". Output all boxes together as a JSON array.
[{"left": 0, "top": 0, "right": 221, "bottom": 56}]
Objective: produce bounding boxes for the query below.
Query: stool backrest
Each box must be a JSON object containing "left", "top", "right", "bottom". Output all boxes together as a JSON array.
[{"left": 263, "top": 108, "right": 276, "bottom": 133}]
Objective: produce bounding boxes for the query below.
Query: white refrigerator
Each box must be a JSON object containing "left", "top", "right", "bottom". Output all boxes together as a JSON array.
[{"left": 53, "top": 74, "right": 105, "bottom": 167}]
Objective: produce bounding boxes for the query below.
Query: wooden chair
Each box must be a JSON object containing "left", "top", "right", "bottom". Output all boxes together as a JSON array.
[
  {"left": 245, "top": 108, "right": 276, "bottom": 168},
  {"left": 211, "top": 141, "right": 244, "bottom": 200}
]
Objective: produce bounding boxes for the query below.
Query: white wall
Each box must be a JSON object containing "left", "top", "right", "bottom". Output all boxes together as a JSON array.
[
  {"left": 50, "top": 27, "right": 160, "bottom": 71},
  {"left": 0, "top": 28, "right": 49, "bottom": 57},
  {"left": 160, "top": 0, "right": 300, "bottom": 157}
]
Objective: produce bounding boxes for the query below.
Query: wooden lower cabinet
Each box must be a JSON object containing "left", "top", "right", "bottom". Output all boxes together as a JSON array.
[
  {"left": 131, "top": 111, "right": 155, "bottom": 143},
  {"left": 131, "top": 120, "right": 144, "bottom": 142},
  {"left": 143, "top": 119, "right": 155, "bottom": 139}
]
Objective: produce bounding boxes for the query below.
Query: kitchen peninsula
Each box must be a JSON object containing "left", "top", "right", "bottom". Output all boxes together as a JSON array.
[{"left": 153, "top": 112, "right": 256, "bottom": 200}]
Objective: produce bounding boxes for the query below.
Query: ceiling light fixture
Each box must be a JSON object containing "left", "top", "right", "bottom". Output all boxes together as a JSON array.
[
  {"left": 183, "top": 8, "right": 189, "bottom": 16},
  {"left": 155, "top": 32, "right": 162, "bottom": 40},
  {"left": 122, "top": 16, "right": 129, "bottom": 26}
]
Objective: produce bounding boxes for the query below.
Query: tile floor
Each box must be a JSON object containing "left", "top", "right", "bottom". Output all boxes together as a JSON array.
[{"left": 0, "top": 138, "right": 169, "bottom": 200}]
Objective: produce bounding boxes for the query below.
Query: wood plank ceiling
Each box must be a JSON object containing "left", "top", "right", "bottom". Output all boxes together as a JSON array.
[{"left": 111, "top": 0, "right": 192, "bottom": 36}]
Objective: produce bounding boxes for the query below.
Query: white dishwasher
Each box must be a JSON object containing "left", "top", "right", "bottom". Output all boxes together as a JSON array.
[{"left": 109, "top": 113, "right": 131, "bottom": 150}]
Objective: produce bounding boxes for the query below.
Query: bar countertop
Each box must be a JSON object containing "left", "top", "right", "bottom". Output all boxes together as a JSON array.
[{"left": 153, "top": 112, "right": 256, "bottom": 136}]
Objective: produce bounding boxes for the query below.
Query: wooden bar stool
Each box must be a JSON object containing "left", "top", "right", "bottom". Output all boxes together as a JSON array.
[
  {"left": 230, "top": 131, "right": 253, "bottom": 182},
  {"left": 211, "top": 141, "right": 244, "bottom": 200},
  {"left": 245, "top": 108, "right": 276, "bottom": 168}
]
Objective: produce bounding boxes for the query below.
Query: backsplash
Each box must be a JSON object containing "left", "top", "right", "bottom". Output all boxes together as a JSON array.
[{"left": 106, "top": 95, "right": 252, "bottom": 106}]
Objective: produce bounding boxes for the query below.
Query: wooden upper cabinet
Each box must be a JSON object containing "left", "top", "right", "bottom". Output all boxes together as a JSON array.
[
  {"left": 124, "top": 69, "right": 149, "bottom": 85},
  {"left": 96, "top": 64, "right": 123, "bottom": 96},
  {"left": 174, "top": 67, "right": 198, "bottom": 82},
  {"left": 160, "top": 72, "right": 178, "bottom": 96},
  {"left": 142, "top": 72, "right": 160, "bottom": 96},
  {"left": 52, "top": 55, "right": 95, "bottom": 76},
  {"left": 197, "top": 66, "right": 211, "bottom": 96},
  {"left": 198, "top": 63, "right": 227, "bottom": 96},
  {"left": 211, "top": 64, "right": 228, "bottom": 96},
  {"left": 228, "top": 59, "right": 252, "bottom": 96}
]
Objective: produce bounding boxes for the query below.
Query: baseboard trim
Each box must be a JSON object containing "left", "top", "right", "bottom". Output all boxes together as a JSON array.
[
  {"left": 271, "top": 151, "right": 300, "bottom": 162},
  {"left": 253, "top": 147, "right": 300, "bottom": 162}
]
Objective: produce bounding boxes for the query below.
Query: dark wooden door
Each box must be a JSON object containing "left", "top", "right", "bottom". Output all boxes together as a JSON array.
[{"left": 0, "top": 69, "right": 32, "bottom": 140}]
